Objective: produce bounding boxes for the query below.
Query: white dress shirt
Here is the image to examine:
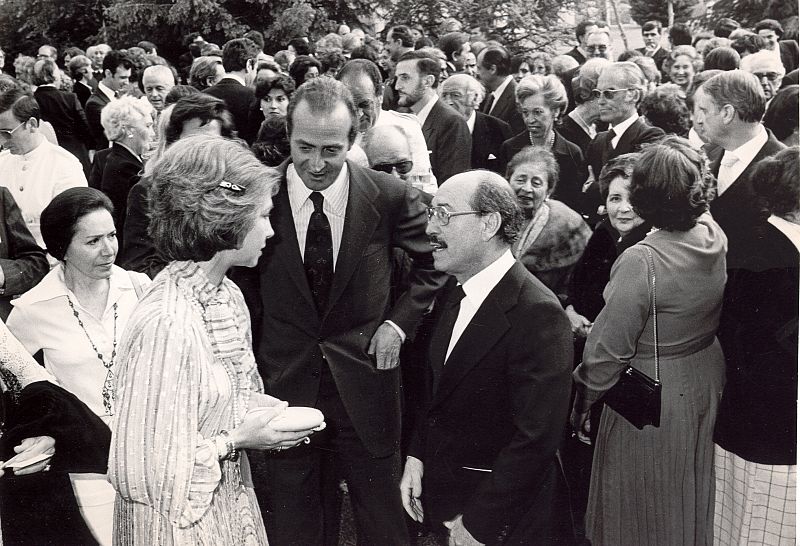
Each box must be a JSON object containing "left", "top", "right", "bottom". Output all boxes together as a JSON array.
[
  {"left": 0, "top": 139, "right": 88, "bottom": 247},
  {"left": 286, "top": 163, "right": 349, "bottom": 268},
  {"left": 98, "top": 81, "right": 116, "bottom": 101},
  {"left": 466, "top": 110, "right": 476, "bottom": 134},
  {"left": 446, "top": 250, "right": 516, "bottom": 360},
  {"left": 717, "top": 125, "right": 768, "bottom": 195},
  {"left": 413, "top": 92, "right": 438, "bottom": 128},
  {"left": 609, "top": 113, "right": 639, "bottom": 149}
]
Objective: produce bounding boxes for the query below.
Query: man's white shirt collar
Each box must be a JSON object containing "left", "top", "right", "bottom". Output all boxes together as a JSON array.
[
  {"left": 414, "top": 93, "right": 438, "bottom": 127},
  {"left": 460, "top": 249, "right": 516, "bottom": 308},
  {"left": 718, "top": 124, "right": 768, "bottom": 195},
  {"left": 98, "top": 82, "right": 116, "bottom": 101},
  {"left": 287, "top": 163, "right": 349, "bottom": 217},
  {"left": 466, "top": 110, "right": 476, "bottom": 134},
  {"left": 220, "top": 73, "right": 245, "bottom": 86},
  {"left": 610, "top": 113, "right": 639, "bottom": 148},
  {"left": 492, "top": 75, "right": 513, "bottom": 102}
]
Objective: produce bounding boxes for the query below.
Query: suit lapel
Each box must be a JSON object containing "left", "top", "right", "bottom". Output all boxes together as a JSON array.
[
  {"left": 270, "top": 165, "right": 317, "bottom": 310},
  {"left": 432, "top": 264, "right": 521, "bottom": 406},
  {"left": 613, "top": 118, "right": 642, "bottom": 156},
  {"left": 325, "top": 163, "right": 380, "bottom": 316}
]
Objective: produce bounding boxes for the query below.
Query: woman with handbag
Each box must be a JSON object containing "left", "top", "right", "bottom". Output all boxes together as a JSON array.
[
  {"left": 6, "top": 187, "right": 151, "bottom": 546},
  {"left": 571, "top": 136, "right": 727, "bottom": 546}
]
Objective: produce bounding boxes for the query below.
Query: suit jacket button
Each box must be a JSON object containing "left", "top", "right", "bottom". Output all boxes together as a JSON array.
[{"left": 311, "top": 370, "right": 320, "bottom": 377}]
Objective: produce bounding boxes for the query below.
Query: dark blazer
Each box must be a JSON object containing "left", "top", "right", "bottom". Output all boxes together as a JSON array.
[
  {"left": 483, "top": 78, "right": 525, "bottom": 135},
  {"left": 779, "top": 40, "right": 799, "bottom": 73},
  {"left": 84, "top": 89, "right": 111, "bottom": 150},
  {"left": 471, "top": 112, "right": 511, "bottom": 173},
  {"left": 563, "top": 46, "right": 586, "bottom": 66},
  {"left": 499, "top": 130, "right": 589, "bottom": 217},
  {"left": 100, "top": 143, "right": 142, "bottom": 252},
  {"left": 33, "top": 86, "right": 93, "bottom": 176},
  {"left": 409, "top": 263, "right": 573, "bottom": 545},
  {"left": 421, "top": 98, "right": 472, "bottom": 185},
  {"left": 0, "top": 188, "right": 49, "bottom": 320},
  {"left": 637, "top": 46, "right": 670, "bottom": 80},
  {"left": 557, "top": 114, "right": 592, "bottom": 156},
  {"left": 585, "top": 117, "right": 665, "bottom": 223},
  {"left": 74, "top": 80, "right": 94, "bottom": 109},
  {"left": 119, "top": 176, "right": 166, "bottom": 279},
  {"left": 205, "top": 77, "right": 258, "bottom": 144},
  {"left": 708, "top": 131, "right": 785, "bottom": 268},
  {"left": 715, "top": 220, "right": 798, "bottom": 465},
  {"left": 88, "top": 147, "right": 112, "bottom": 191},
  {"left": 232, "top": 161, "right": 447, "bottom": 457}
]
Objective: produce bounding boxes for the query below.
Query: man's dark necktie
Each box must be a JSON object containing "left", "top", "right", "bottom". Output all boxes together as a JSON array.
[
  {"left": 304, "top": 192, "right": 333, "bottom": 315},
  {"left": 603, "top": 128, "right": 617, "bottom": 163},
  {"left": 481, "top": 94, "right": 494, "bottom": 114},
  {"left": 430, "top": 284, "right": 466, "bottom": 391}
]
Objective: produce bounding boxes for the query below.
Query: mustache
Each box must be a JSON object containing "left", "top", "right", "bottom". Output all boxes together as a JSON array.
[{"left": 429, "top": 235, "right": 448, "bottom": 249}]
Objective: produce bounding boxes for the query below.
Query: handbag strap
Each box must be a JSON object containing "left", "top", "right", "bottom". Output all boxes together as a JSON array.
[{"left": 644, "top": 247, "right": 659, "bottom": 383}]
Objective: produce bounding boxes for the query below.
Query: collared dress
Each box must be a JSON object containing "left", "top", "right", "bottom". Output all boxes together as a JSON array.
[{"left": 109, "top": 261, "right": 269, "bottom": 545}]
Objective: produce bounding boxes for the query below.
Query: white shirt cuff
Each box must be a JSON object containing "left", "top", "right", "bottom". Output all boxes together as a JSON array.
[{"left": 383, "top": 320, "right": 406, "bottom": 343}]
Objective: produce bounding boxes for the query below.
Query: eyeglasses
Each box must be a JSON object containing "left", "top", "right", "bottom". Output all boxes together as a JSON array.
[
  {"left": 426, "top": 205, "right": 483, "bottom": 225},
  {"left": 591, "top": 88, "right": 632, "bottom": 100},
  {"left": 586, "top": 45, "right": 609, "bottom": 53},
  {"left": 0, "top": 121, "right": 25, "bottom": 140},
  {"left": 753, "top": 71, "right": 781, "bottom": 82},
  {"left": 372, "top": 160, "right": 414, "bottom": 176}
]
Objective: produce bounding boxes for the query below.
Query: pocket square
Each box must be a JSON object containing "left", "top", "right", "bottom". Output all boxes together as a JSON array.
[{"left": 488, "top": 154, "right": 497, "bottom": 160}]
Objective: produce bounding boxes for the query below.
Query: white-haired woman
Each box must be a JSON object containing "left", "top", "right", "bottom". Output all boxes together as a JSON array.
[
  {"left": 109, "top": 136, "right": 322, "bottom": 545},
  {"left": 99, "top": 96, "right": 154, "bottom": 250}
]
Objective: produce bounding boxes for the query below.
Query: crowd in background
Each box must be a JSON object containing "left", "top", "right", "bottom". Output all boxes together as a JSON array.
[{"left": 0, "top": 12, "right": 796, "bottom": 546}]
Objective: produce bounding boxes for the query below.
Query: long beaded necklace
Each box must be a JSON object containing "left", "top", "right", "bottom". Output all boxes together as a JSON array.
[{"left": 67, "top": 295, "right": 118, "bottom": 416}]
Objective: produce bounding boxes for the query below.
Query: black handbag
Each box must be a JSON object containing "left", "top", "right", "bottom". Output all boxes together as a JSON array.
[{"left": 601, "top": 247, "right": 661, "bottom": 429}]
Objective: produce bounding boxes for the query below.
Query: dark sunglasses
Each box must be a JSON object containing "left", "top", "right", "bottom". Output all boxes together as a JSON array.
[{"left": 372, "top": 160, "right": 413, "bottom": 175}]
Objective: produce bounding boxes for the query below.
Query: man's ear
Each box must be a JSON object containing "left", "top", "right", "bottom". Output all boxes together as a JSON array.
[
  {"left": 721, "top": 104, "right": 736, "bottom": 125},
  {"left": 482, "top": 211, "right": 502, "bottom": 241}
]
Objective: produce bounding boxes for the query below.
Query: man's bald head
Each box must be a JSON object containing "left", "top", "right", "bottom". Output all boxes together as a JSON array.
[
  {"left": 440, "top": 73, "right": 485, "bottom": 120},
  {"left": 363, "top": 125, "right": 413, "bottom": 180}
]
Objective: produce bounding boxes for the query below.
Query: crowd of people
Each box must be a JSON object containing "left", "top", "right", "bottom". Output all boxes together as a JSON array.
[{"left": 0, "top": 12, "right": 796, "bottom": 546}]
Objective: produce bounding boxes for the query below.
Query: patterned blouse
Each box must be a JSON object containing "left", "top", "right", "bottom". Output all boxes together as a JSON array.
[{"left": 109, "top": 261, "right": 269, "bottom": 545}]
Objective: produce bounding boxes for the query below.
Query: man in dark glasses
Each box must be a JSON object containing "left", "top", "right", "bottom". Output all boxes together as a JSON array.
[{"left": 363, "top": 125, "right": 415, "bottom": 182}]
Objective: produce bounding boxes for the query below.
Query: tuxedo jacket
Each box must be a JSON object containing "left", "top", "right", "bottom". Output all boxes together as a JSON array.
[
  {"left": 471, "top": 112, "right": 511, "bottom": 174},
  {"left": 421, "top": 99, "right": 472, "bottom": 185},
  {"left": 483, "top": 79, "right": 525, "bottom": 135},
  {"left": 84, "top": 89, "right": 111, "bottom": 150},
  {"left": 585, "top": 117, "right": 664, "bottom": 222},
  {"left": 205, "top": 78, "right": 258, "bottom": 144},
  {"left": 233, "top": 161, "right": 446, "bottom": 457},
  {"left": 708, "top": 131, "right": 786, "bottom": 268},
  {"left": 33, "top": 86, "right": 92, "bottom": 174},
  {"left": 499, "top": 130, "right": 588, "bottom": 216},
  {"left": 409, "top": 262, "right": 573, "bottom": 545},
  {"left": 100, "top": 143, "right": 142, "bottom": 253}
]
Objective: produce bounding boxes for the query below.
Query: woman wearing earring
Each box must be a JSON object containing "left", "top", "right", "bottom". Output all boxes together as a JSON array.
[
  {"left": 6, "top": 187, "right": 151, "bottom": 546},
  {"left": 98, "top": 96, "right": 155, "bottom": 251},
  {"left": 498, "top": 74, "right": 588, "bottom": 217}
]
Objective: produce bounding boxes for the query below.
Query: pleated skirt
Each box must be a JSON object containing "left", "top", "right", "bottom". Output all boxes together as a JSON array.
[{"left": 585, "top": 339, "right": 725, "bottom": 546}]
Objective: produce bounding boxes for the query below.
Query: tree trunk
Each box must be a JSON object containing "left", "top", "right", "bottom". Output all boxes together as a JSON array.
[
  {"left": 608, "top": 0, "right": 628, "bottom": 50},
  {"left": 668, "top": 0, "right": 674, "bottom": 26}
]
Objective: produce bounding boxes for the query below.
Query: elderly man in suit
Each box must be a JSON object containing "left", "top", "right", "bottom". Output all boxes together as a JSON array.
[
  {"left": 84, "top": 50, "right": 132, "bottom": 151},
  {"left": 205, "top": 38, "right": 260, "bottom": 144},
  {"left": 440, "top": 74, "right": 511, "bottom": 174},
  {"left": 233, "top": 77, "right": 446, "bottom": 546},
  {"left": 401, "top": 170, "right": 573, "bottom": 546},
  {"left": 585, "top": 61, "right": 664, "bottom": 221},
  {"left": 395, "top": 51, "right": 472, "bottom": 185},
  {"left": 476, "top": 46, "right": 525, "bottom": 134},
  {"left": 693, "top": 70, "right": 786, "bottom": 268},
  {"left": 563, "top": 20, "right": 599, "bottom": 66}
]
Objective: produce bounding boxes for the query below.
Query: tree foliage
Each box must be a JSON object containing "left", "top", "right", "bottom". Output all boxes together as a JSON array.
[
  {"left": 628, "top": 0, "right": 696, "bottom": 27},
  {"left": 706, "top": 0, "right": 799, "bottom": 28}
]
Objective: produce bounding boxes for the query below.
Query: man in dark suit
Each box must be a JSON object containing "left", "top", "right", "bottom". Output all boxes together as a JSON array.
[
  {"left": 205, "top": 38, "right": 260, "bottom": 144},
  {"left": 476, "top": 46, "right": 524, "bottom": 134},
  {"left": 440, "top": 74, "right": 511, "bottom": 173},
  {"left": 755, "top": 18, "right": 799, "bottom": 73},
  {"left": 693, "top": 70, "right": 786, "bottom": 268},
  {"left": 84, "top": 50, "right": 132, "bottom": 151},
  {"left": 401, "top": 171, "right": 573, "bottom": 545},
  {"left": 585, "top": 62, "right": 664, "bottom": 221},
  {"left": 233, "top": 77, "right": 446, "bottom": 546},
  {"left": 637, "top": 21, "right": 670, "bottom": 81},
  {"left": 562, "top": 20, "right": 598, "bottom": 67},
  {"left": 395, "top": 51, "right": 471, "bottom": 184}
]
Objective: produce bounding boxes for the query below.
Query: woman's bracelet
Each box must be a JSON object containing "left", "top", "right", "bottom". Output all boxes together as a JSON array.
[{"left": 215, "top": 430, "right": 239, "bottom": 462}]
